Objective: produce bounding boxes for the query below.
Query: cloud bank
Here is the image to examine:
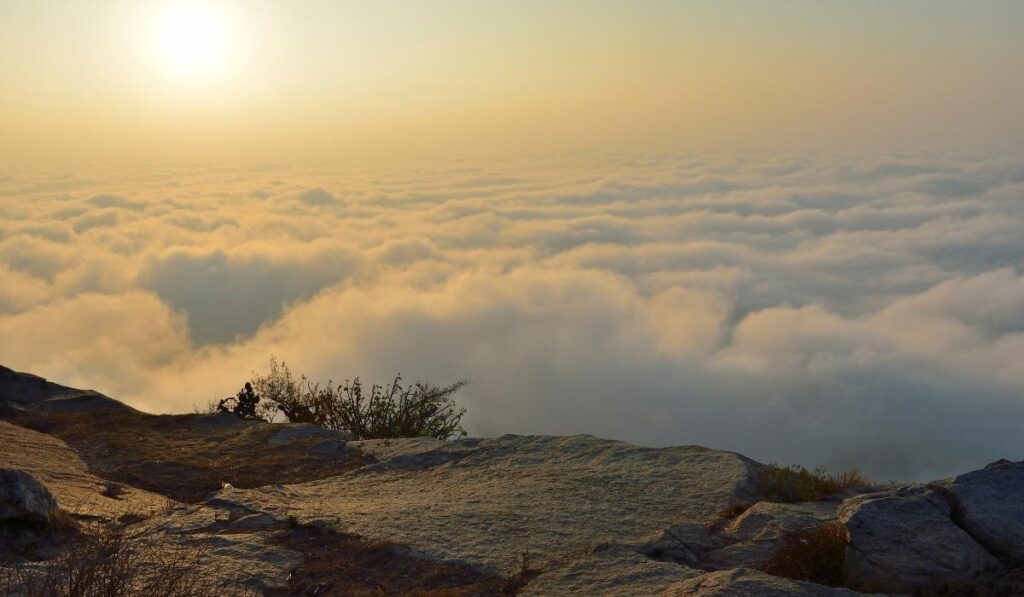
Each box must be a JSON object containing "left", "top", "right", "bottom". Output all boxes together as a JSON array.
[{"left": 1, "top": 153, "right": 1023, "bottom": 479}]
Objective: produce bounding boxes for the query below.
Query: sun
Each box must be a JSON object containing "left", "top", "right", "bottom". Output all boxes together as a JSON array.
[{"left": 147, "top": 3, "right": 238, "bottom": 81}]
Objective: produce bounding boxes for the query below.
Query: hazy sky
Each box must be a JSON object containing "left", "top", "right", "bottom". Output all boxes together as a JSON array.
[
  {"left": 2, "top": 3, "right": 1024, "bottom": 480},
  {"left": 2, "top": 1, "right": 1024, "bottom": 163}
]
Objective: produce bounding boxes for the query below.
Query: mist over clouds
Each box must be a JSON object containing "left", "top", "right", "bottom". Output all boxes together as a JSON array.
[{"left": 2, "top": 153, "right": 1023, "bottom": 480}]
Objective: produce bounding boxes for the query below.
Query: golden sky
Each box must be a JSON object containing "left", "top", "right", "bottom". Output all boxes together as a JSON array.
[{"left": 3, "top": 1, "right": 1023, "bottom": 163}]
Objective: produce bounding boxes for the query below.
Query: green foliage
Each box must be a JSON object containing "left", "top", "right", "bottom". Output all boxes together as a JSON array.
[
  {"left": 757, "top": 463, "right": 869, "bottom": 503},
  {"left": 249, "top": 357, "right": 469, "bottom": 441},
  {"left": 762, "top": 522, "right": 849, "bottom": 587}
]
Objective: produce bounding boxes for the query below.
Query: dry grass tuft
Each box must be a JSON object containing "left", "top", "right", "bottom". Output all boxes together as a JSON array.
[
  {"left": 757, "top": 464, "right": 870, "bottom": 503},
  {"left": 1, "top": 522, "right": 237, "bottom": 596},
  {"left": 762, "top": 521, "right": 848, "bottom": 587}
]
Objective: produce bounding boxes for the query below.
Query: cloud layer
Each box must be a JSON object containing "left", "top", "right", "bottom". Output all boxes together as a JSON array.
[{"left": 2, "top": 153, "right": 1023, "bottom": 479}]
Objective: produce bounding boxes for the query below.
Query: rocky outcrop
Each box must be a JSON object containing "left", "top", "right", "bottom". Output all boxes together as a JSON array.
[
  {"left": 0, "top": 468, "right": 58, "bottom": 525},
  {"left": 944, "top": 459, "right": 1024, "bottom": 564},
  {"left": 838, "top": 485, "right": 1001, "bottom": 593},
  {"left": 5, "top": 366, "right": 1024, "bottom": 595},
  {"left": 0, "top": 365, "right": 134, "bottom": 414},
  {"left": 219, "top": 434, "right": 763, "bottom": 593},
  {"left": 663, "top": 568, "right": 864, "bottom": 596}
]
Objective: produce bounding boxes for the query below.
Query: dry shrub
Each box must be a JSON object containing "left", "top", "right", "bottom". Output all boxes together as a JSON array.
[
  {"left": 758, "top": 464, "right": 870, "bottom": 503},
  {"left": 252, "top": 357, "right": 469, "bottom": 440},
  {"left": 762, "top": 521, "right": 848, "bottom": 587},
  {"left": 1, "top": 523, "right": 234, "bottom": 597}
]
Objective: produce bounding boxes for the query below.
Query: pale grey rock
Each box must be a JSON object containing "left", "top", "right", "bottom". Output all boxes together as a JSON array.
[
  {"left": 944, "top": 459, "right": 1024, "bottom": 564},
  {"left": 184, "top": 532, "right": 301, "bottom": 590},
  {"left": 139, "top": 498, "right": 300, "bottom": 590},
  {"left": 838, "top": 485, "right": 1001, "bottom": 593},
  {"left": 0, "top": 469, "right": 57, "bottom": 524},
  {"left": 663, "top": 568, "right": 866, "bottom": 596},
  {"left": 523, "top": 545, "right": 701, "bottom": 596},
  {"left": 221, "top": 433, "right": 761, "bottom": 592}
]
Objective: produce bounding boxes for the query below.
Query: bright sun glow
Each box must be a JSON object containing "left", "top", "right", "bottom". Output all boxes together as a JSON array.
[{"left": 148, "top": 3, "right": 238, "bottom": 81}]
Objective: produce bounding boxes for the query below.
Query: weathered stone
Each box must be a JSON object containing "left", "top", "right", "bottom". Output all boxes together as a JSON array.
[
  {"left": 944, "top": 459, "right": 1024, "bottom": 564},
  {"left": 523, "top": 545, "right": 700, "bottom": 596},
  {"left": 706, "top": 500, "right": 838, "bottom": 568},
  {"left": 0, "top": 468, "right": 58, "bottom": 524},
  {"left": 221, "top": 434, "right": 762, "bottom": 585},
  {"left": 838, "top": 485, "right": 1001, "bottom": 593},
  {"left": 663, "top": 568, "right": 865, "bottom": 596}
]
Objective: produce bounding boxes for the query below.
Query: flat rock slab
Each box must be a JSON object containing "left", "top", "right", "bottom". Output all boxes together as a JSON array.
[
  {"left": 223, "top": 434, "right": 761, "bottom": 583},
  {"left": 838, "top": 485, "right": 1001, "bottom": 593},
  {"left": 664, "top": 568, "right": 868, "bottom": 596},
  {"left": 523, "top": 545, "right": 701, "bottom": 596}
]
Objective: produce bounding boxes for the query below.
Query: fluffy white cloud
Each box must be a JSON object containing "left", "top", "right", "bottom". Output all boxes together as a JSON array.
[{"left": 1, "top": 153, "right": 1023, "bottom": 479}]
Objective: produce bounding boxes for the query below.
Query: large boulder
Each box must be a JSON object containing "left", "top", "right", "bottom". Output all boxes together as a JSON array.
[
  {"left": 663, "top": 568, "right": 864, "bottom": 596},
  {"left": 0, "top": 468, "right": 59, "bottom": 524},
  {"left": 944, "top": 459, "right": 1024, "bottom": 564},
  {"left": 838, "top": 485, "right": 1000, "bottom": 593}
]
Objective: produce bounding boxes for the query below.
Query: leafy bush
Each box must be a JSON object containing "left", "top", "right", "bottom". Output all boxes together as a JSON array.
[
  {"left": 757, "top": 464, "right": 869, "bottom": 503},
  {"left": 249, "top": 358, "right": 469, "bottom": 440},
  {"left": 762, "top": 522, "right": 848, "bottom": 586}
]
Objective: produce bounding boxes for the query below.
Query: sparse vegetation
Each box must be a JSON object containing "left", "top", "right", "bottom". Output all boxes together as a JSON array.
[
  {"left": 757, "top": 464, "right": 870, "bottom": 503},
  {"left": 762, "top": 521, "right": 849, "bottom": 587},
  {"left": 250, "top": 357, "right": 469, "bottom": 440},
  {"left": 1, "top": 522, "right": 233, "bottom": 597}
]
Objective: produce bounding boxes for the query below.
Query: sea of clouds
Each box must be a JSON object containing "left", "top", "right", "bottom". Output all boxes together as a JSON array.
[{"left": 2, "top": 153, "right": 1023, "bottom": 480}]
